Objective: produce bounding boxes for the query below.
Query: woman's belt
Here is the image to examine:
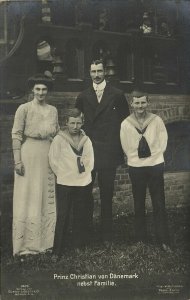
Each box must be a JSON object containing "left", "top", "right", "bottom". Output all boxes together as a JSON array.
[{"left": 26, "top": 136, "right": 50, "bottom": 141}]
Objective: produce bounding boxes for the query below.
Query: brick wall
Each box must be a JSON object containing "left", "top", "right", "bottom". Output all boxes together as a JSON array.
[
  {"left": 1, "top": 92, "right": 190, "bottom": 215},
  {"left": 112, "top": 169, "right": 190, "bottom": 217}
]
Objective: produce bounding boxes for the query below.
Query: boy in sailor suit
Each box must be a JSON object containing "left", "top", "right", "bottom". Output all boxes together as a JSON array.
[{"left": 49, "top": 108, "right": 94, "bottom": 258}]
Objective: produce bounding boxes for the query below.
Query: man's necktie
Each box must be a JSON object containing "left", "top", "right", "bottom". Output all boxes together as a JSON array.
[{"left": 95, "top": 88, "right": 103, "bottom": 102}]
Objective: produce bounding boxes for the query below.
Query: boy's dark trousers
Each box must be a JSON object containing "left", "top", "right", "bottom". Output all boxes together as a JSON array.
[
  {"left": 128, "top": 163, "right": 170, "bottom": 245},
  {"left": 53, "top": 184, "right": 90, "bottom": 256}
]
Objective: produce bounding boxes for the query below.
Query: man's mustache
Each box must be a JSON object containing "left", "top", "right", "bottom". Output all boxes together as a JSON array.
[{"left": 95, "top": 77, "right": 101, "bottom": 80}]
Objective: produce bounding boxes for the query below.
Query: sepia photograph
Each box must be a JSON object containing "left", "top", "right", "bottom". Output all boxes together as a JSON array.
[{"left": 0, "top": 0, "right": 190, "bottom": 299}]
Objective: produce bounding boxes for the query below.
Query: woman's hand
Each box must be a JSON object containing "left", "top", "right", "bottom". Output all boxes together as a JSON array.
[{"left": 14, "top": 162, "right": 25, "bottom": 176}]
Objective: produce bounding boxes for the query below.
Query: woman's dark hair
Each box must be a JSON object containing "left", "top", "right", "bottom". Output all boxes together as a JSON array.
[
  {"left": 65, "top": 108, "right": 84, "bottom": 123},
  {"left": 28, "top": 73, "right": 53, "bottom": 90}
]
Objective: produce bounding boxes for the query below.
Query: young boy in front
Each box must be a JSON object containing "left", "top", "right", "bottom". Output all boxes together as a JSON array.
[{"left": 49, "top": 108, "right": 94, "bottom": 258}]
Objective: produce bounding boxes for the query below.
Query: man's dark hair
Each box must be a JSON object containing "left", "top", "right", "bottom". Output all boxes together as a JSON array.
[{"left": 90, "top": 59, "right": 105, "bottom": 69}]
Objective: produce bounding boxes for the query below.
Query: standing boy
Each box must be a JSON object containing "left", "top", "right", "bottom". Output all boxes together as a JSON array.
[
  {"left": 49, "top": 108, "right": 94, "bottom": 258},
  {"left": 120, "top": 90, "right": 170, "bottom": 250}
]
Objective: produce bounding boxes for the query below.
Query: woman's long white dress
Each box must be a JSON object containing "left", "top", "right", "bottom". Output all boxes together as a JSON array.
[{"left": 12, "top": 100, "right": 59, "bottom": 256}]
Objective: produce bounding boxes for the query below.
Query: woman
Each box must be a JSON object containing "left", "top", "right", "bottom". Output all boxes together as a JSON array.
[
  {"left": 12, "top": 74, "right": 59, "bottom": 256},
  {"left": 120, "top": 90, "right": 170, "bottom": 250}
]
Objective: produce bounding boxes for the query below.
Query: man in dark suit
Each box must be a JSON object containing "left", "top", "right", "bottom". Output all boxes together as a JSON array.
[{"left": 75, "top": 59, "right": 129, "bottom": 247}]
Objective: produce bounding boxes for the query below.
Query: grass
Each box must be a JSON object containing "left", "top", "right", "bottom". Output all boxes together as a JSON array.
[{"left": 1, "top": 208, "right": 190, "bottom": 300}]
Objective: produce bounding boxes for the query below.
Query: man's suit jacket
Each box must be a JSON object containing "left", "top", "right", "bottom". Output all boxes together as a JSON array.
[{"left": 76, "top": 83, "right": 130, "bottom": 169}]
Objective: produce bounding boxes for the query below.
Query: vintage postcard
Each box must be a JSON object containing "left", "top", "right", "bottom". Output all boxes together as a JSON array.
[{"left": 1, "top": 0, "right": 190, "bottom": 299}]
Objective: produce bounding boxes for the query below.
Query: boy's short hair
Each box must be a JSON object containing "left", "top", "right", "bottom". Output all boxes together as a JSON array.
[
  {"left": 65, "top": 108, "right": 84, "bottom": 123},
  {"left": 131, "top": 89, "right": 148, "bottom": 101}
]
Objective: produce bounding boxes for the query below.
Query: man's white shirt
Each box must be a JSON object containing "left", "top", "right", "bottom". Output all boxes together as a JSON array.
[{"left": 93, "top": 80, "right": 106, "bottom": 103}]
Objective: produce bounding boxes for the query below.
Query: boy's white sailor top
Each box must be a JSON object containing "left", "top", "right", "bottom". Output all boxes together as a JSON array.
[
  {"left": 49, "top": 130, "right": 94, "bottom": 186},
  {"left": 120, "top": 113, "right": 168, "bottom": 167}
]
